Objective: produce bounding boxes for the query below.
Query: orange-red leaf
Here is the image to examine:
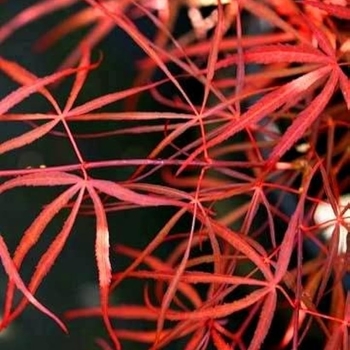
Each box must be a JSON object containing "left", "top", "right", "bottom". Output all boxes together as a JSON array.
[
  {"left": 248, "top": 290, "right": 277, "bottom": 350},
  {"left": 87, "top": 184, "right": 120, "bottom": 350},
  {"left": 0, "top": 56, "right": 59, "bottom": 112},
  {"left": 241, "top": 44, "right": 332, "bottom": 64},
  {"left": 90, "top": 178, "right": 183, "bottom": 207},
  {"left": 5, "top": 186, "right": 84, "bottom": 326},
  {"left": 0, "top": 119, "right": 59, "bottom": 155},
  {"left": 267, "top": 69, "right": 338, "bottom": 165},
  {"left": 302, "top": 1, "right": 350, "bottom": 20},
  {"left": 274, "top": 161, "right": 321, "bottom": 282},
  {"left": 0, "top": 171, "right": 80, "bottom": 194},
  {"left": 63, "top": 47, "right": 91, "bottom": 113},
  {"left": 0, "top": 236, "right": 67, "bottom": 332},
  {"left": 0, "top": 0, "right": 78, "bottom": 43},
  {"left": 0, "top": 65, "right": 83, "bottom": 115},
  {"left": 166, "top": 287, "right": 271, "bottom": 321},
  {"left": 2, "top": 184, "right": 81, "bottom": 324}
]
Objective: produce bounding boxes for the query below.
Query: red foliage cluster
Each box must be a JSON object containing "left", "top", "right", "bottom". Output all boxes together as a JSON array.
[{"left": 0, "top": 0, "right": 349, "bottom": 349}]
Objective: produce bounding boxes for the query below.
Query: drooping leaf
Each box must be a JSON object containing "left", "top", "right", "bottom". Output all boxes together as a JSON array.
[
  {"left": 0, "top": 236, "right": 67, "bottom": 332},
  {"left": 2, "top": 184, "right": 81, "bottom": 324},
  {"left": 5, "top": 186, "right": 84, "bottom": 326},
  {"left": 87, "top": 184, "right": 121, "bottom": 350}
]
